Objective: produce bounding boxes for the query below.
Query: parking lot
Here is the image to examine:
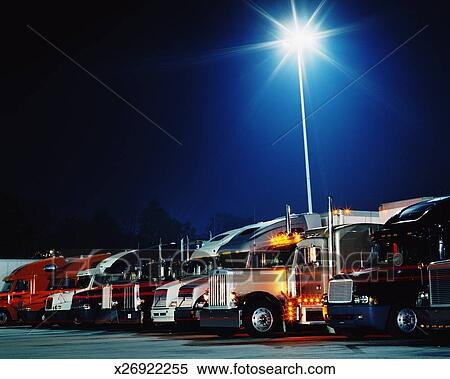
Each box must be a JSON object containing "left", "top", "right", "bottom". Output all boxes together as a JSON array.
[{"left": 0, "top": 326, "right": 449, "bottom": 359}]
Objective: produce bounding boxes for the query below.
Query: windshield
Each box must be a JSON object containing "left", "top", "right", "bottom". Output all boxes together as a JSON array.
[
  {"left": 0, "top": 281, "right": 12, "bottom": 293},
  {"left": 251, "top": 248, "right": 296, "bottom": 268},
  {"left": 210, "top": 233, "right": 229, "bottom": 242},
  {"left": 370, "top": 236, "right": 438, "bottom": 266},
  {"left": 299, "top": 246, "right": 320, "bottom": 266},
  {"left": 76, "top": 275, "right": 92, "bottom": 289},
  {"left": 218, "top": 251, "right": 250, "bottom": 268},
  {"left": 183, "top": 257, "right": 215, "bottom": 276},
  {"left": 94, "top": 274, "right": 128, "bottom": 286}
]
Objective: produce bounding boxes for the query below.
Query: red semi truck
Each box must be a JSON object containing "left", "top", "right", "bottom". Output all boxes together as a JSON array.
[{"left": 0, "top": 254, "right": 109, "bottom": 325}]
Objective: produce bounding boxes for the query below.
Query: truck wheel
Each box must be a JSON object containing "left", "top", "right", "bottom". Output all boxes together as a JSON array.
[
  {"left": 73, "top": 316, "right": 82, "bottom": 326},
  {"left": 387, "top": 306, "right": 418, "bottom": 338},
  {"left": 244, "top": 302, "right": 280, "bottom": 338},
  {"left": 0, "top": 309, "right": 10, "bottom": 325}
]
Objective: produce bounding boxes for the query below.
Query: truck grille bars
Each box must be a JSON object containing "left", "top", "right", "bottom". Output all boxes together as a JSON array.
[
  {"left": 124, "top": 284, "right": 139, "bottom": 310},
  {"left": 209, "top": 270, "right": 232, "bottom": 308},
  {"left": 328, "top": 279, "right": 353, "bottom": 303},
  {"left": 430, "top": 266, "right": 450, "bottom": 307}
]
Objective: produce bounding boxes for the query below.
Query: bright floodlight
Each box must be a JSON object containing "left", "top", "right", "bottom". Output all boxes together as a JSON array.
[
  {"left": 283, "top": 28, "right": 318, "bottom": 50},
  {"left": 240, "top": 0, "right": 351, "bottom": 215}
]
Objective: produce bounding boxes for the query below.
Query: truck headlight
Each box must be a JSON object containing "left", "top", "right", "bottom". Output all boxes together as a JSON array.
[
  {"left": 169, "top": 300, "right": 178, "bottom": 307},
  {"left": 229, "top": 291, "right": 240, "bottom": 307},
  {"left": 354, "top": 295, "right": 378, "bottom": 305},
  {"left": 416, "top": 291, "right": 429, "bottom": 307}
]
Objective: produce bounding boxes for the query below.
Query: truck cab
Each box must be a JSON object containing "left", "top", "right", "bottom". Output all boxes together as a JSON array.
[
  {"left": 43, "top": 255, "right": 110, "bottom": 324},
  {"left": 324, "top": 196, "right": 450, "bottom": 337},
  {"left": 0, "top": 257, "right": 66, "bottom": 325}
]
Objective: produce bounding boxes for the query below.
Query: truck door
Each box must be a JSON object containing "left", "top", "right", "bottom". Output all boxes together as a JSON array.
[{"left": 11, "top": 280, "right": 31, "bottom": 312}]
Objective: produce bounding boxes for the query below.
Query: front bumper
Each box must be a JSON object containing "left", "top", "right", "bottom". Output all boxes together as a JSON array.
[
  {"left": 43, "top": 310, "right": 74, "bottom": 324},
  {"left": 326, "top": 303, "right": 390, "bottom": 332},
  {"left": 92, "top": 309, "right": 143, "bottom": 325},
  {"left": 200, "top": 308, "right": 242, "bottom": 329},
  {"left": 299, "top": 305, "right": 325, "bottom": 325},
  {"left": 174, "top": 307, "right": 201, "bottom": 323},
  {"left": 16, "top": 310, "right": 43, "bottom": 324},
  {"left": 151, "top": 307, "right": 176, "bottom": 323},
  {"left": 417, "top": 307, "right": 450, "bottom": 331}
]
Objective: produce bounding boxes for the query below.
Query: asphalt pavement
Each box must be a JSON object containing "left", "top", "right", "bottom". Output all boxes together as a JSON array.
[{"left": 0, "top": 326, "right": 449, "bottom": 359}]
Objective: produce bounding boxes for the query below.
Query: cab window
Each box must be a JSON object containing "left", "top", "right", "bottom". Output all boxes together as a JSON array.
[
  {"left": 251, "top": 248, "right": 296, "bottom": 268},
  {"left": 76, "top": 276, "right": 92, "bottom": 289},
  {"left": 0, "top": 281, "right": 13, "bottom": 293},
  {"left": 218, "top": 251, "right": 249, "bottom": 268},
  {"left": 14, "top": 280, "right": 29, "bottom": 292}
]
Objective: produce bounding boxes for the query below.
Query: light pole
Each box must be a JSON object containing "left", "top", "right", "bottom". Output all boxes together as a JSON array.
[
  {"left": 246, "top": 0, "right": 344, "bottom": 214},
  {"left": 296, "top": 48, "right": 313, "bottom": 214},
  {"left": 282, "top": 28, "right": 319, "bottom": 214}
]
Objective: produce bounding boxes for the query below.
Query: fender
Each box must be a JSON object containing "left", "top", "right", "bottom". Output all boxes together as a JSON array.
[
  {"left": 0, "top": 305, "right": 17, "bottom": 322},
  {"left": 239, "top": 291, "right": 283, "bottom": 311}
]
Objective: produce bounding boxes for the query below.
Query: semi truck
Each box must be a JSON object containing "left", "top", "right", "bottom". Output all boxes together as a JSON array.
[
  {"left": 0, "top": 254, "right": 107, "bottom": 325},
  {"left": 199, "top": 201, "right": 380, "bottom": 337},
  {"left": 324, "top": 196, "right": 450, "bottom": 338}
]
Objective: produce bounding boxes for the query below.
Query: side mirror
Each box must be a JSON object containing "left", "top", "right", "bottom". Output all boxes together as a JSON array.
[{"left": 43, "top": 264, "right": 57, "bottom": 272}]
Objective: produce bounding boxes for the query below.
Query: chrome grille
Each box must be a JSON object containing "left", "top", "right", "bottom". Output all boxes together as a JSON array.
[
  {"left": 124, "top": 284, "right": 139, "bottom": 310},
  {"left": 102, "top": 285, "right": 113, "bottom": 309},
  {"left": 328, "top": 279, "right": 353, "bottom": 303},
  {"left": 209, "top": 270, "right": 231, "bottom": 308},
  {"left": 430, "top": 266, "right": 450, "bottom": 307}
]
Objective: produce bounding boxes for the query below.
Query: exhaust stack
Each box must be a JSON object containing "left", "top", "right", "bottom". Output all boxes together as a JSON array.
[
  {"left": 285, "top": 204, "right": 292, "bottom": 234},
  {"left": 328, "top": 196, "right": 334, "bottom": 279}
]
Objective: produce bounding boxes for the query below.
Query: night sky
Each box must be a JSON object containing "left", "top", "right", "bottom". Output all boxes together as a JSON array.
[{"left": 3, "top": 0, "right": 450, "bottom": 233}]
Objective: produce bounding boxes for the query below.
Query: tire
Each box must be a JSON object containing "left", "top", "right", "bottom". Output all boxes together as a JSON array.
[
  {"left": 387, "top": 305, "right": 418, "bottom": 338},
  {"left": 243, "top": 301, "right": 280, "bottom": 338},
  {"left": 73, "top": 316, "right": 82, "bottom": 326},
  {"left": 0, "top": 309, "right": 10, "bottom": 326}
]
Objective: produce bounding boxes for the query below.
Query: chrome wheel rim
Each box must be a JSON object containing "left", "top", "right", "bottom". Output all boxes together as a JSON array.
[
  {"left": 396, "top": 308, "right": 417, "bottom": 334},
  {"left": 251, "top": 307, "right": 273, "bottom": 333}
]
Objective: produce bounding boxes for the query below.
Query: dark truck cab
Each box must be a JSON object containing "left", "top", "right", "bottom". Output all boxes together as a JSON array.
[{"left": 324, "top": 196, "right": 450, "bottom": 337}]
